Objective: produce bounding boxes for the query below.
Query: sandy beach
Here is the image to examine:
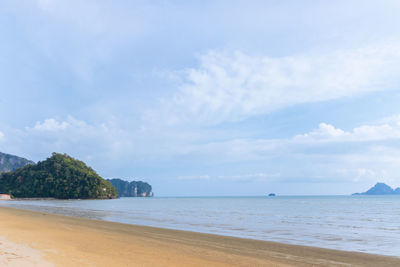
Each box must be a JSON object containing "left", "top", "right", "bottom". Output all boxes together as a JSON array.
[{"left": 0, "top": 206, "right": 399, "bottom": 266}]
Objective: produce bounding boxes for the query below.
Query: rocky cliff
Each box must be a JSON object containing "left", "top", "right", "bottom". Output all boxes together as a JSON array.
[
  {"left": 0, "top": 152, "right": 34, "bottom": 173},
  {"left": 107, "top": 178, "right": 153, "bottom": 197}
]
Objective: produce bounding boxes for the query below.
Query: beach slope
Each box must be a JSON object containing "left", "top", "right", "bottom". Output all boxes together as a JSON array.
[{"left": 0, "top": 207, "right": 398, "bottom": 266}]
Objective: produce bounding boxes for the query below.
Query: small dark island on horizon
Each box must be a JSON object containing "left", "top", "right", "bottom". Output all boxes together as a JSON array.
[{"left": 353, "top": 182, "right": 400, "bottom": 195}]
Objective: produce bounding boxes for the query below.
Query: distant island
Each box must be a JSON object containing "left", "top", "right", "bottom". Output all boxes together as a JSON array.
[
  {"left": 0, "top": 153, "right": 117, "bottom": 199},
  {"left": 107, "top": 178, "right": 153, "bottom": 197},
  {"left": 352, "top": 182, "right": 400, "bottom": 195},
  {"left": 0, "top": 152, "right": 34, "bottom": 173}
]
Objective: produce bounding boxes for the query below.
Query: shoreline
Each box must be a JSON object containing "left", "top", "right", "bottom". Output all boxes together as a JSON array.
[
  {"left": 2, "top": 199, "right": 397, "bottom": 258},
  {"left": 0, "top": 206, "right": 399, "bottom": 266}
]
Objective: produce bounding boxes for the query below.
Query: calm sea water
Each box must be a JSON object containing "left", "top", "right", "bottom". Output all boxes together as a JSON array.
[{"left": 1, "top": 196, "right": 399, "bottom": 257}]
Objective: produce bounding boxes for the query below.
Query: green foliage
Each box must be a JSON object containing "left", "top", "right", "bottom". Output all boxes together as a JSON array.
[{"left": 0, "top": 153, "right": 117, "bottom": 199}]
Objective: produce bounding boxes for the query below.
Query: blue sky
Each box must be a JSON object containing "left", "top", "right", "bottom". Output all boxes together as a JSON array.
[{"left": 1, "top": 0, "right": 400, "bottom": 196}]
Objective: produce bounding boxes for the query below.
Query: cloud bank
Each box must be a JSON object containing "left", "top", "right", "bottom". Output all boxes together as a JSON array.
[
  {"left": 294, "top": 122, "right": 400, "bottom": 143},
  {"left": 155, "top": 44, "right": 400, "bottom": 125}
]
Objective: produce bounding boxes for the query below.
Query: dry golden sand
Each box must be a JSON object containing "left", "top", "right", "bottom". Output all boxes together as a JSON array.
[
  {"left": 0, "top": 236, "right": 53, "bottom": 267},
  {"left": 0, "top": 206, "right": 399, "bottom": 266}
]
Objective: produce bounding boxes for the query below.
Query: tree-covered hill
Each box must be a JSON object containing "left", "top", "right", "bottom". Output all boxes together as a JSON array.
[
  {"left": 107, "top": 178, "right": 153, "bottom": 197},
  {"left": 0, "top": 153, "right": 117, "bottom": 199},
  {"left": 0, "top": 152, "right": 34, "bottom": 173}
]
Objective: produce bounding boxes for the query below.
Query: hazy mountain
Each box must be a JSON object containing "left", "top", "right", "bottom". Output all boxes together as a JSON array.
[
  {"left": 0, "top": 152, "right": 34, "bottom": 173},
  {"left": 353, "top": 182, "right": 400, "bottom": 195}
]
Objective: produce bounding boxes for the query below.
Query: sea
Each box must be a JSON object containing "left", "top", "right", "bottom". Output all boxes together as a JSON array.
[{"left": 1, "top": 195, "right": 399, "bottom": 257}]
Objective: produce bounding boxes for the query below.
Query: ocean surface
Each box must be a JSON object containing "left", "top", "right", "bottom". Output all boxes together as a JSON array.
[{"left": 1, "top": 195, "right": 399, "bottom": 257}]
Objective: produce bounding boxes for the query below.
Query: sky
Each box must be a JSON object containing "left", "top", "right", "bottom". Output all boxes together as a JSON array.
[{"left": 1, "top": 0, "right": 400, "bottom": 196}]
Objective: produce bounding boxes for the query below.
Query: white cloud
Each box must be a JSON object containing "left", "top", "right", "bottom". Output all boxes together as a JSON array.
[
  {"left": 294, "top": 120, "right": 400, "bottom": 143},
  {"left": 295, "top": 123, "right": 346, "bottom": 140},
  {"left": 32, "top": 118, "right": 70, "bottom": 131},
  {"left": 143, "top": 115, "right": 400, "bottom": 166},
  {"left": 9, "top": 116, "right": 134, "bottom": 163},
  {"left": 3, "top": 114, "right": 400, "bottom": 187},
  {"left": 166, "top": 116, "right": 400, "bottom": 186},
  {"left": 26, "top": 115, "right": 400, "bottom": 164},
  {"left": 377, "top": 114, "right": 400, "bottom": 125},
  {"left": 0, "top": 131, "right": 4, "bottom": 141},
  {"left": 155, "top": 44, "right": 400, "bottom": 125}
]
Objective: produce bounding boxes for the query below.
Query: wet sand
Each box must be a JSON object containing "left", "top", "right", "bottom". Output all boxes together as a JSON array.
[{"left": 0, "top": 206, "right": 399, "bottom": 266}]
